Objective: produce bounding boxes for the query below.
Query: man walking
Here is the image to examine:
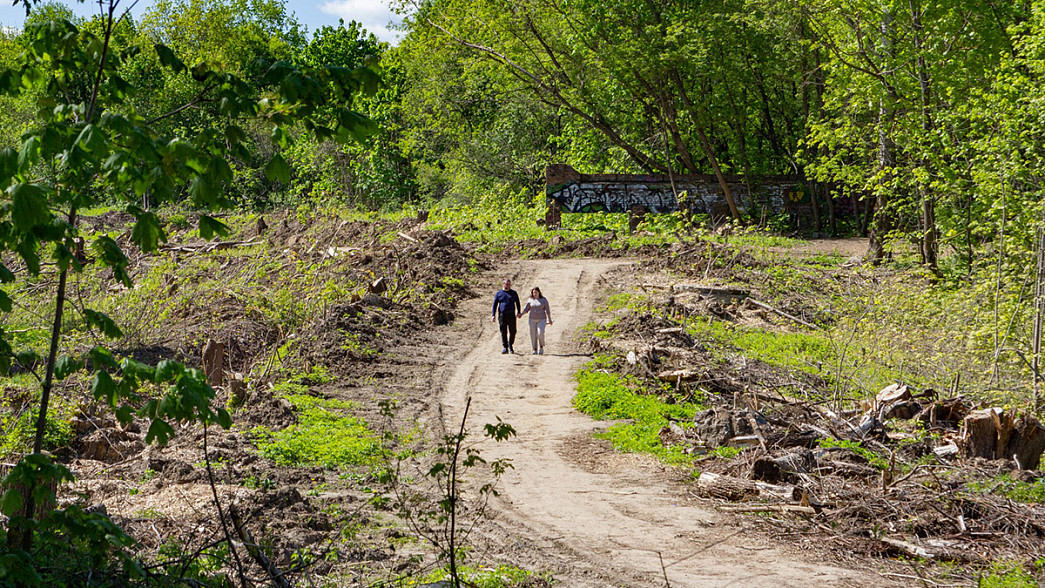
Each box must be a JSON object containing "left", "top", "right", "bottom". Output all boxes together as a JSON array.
[{"left": 491, "top": 278, "right": 521, "bottom": 354}]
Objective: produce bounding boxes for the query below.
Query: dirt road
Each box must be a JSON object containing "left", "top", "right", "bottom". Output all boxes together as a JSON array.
[{"left": 441, "top": 259, "right": 876, "bottom": 588}]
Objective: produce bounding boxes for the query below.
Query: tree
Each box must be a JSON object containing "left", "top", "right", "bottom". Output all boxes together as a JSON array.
[
  {"left": 0, "top": 0, "right": 378, "bottom": 574},
  {"left": 394, "top": 0, "right": 811, "bottom": 220}
]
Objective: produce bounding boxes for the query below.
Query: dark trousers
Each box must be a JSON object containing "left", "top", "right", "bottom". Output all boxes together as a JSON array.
[{"left": 498, "top": 314, "right": 517, "bottom": 349}]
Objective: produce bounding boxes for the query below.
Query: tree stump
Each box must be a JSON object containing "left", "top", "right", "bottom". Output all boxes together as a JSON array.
[
  {"left": 960, "top": 408, "right": 1045, "bottom": 469},
  {"left": 202, "top": 339, "right": 224, "bottom": 389},
  {"left": 628, "top": 204, "right": 648, "bottom": 233}
]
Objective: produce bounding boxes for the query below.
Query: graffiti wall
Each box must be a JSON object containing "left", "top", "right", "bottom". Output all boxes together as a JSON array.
[{"left": 545, "top": 164, "right": 810, "bottom": 224}]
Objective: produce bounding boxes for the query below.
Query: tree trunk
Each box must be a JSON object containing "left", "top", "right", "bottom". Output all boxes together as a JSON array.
[
  {"left": 866, "top": 10, "right": 896, "bottom": 264},
  {"left": 672, "top": 71, "right": 743, "bottom": 223},
  {"left": 910, "top": 0, "right": 940, "bottom": 276}
]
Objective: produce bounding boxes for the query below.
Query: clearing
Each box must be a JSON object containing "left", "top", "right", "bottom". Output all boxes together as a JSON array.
[{"left": 438, "top": 258, "right": 877, "bottom": 588}]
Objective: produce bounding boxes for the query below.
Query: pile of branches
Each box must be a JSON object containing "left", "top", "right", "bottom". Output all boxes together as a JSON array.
[{"left": 661, "top": 384, "right": 1045, "bottom": 564}]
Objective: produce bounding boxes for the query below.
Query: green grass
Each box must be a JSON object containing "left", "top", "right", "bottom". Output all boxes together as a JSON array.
[
  {"left": 970, "top": 476, "right": 1045, "bottom": 504},
  {"left": 253, "top": 396, "right": 384, "bottom": 469},
  {"left": 978, "top": 560, "right": 1043, "bottom": 588},
  {"left": 686, "top": 319, "right": 832, "bottom": 376},
  {"left": 818, "top": 437, "right": 890, "bottom": 470},
  {"left": 412, "top": 564, "right": 543, "bottom": 588},
  {"left": 0, "top": 390, "right": 76, "bottom": 459},
  {"left": 253, "top": 369, "right": 384, "bottom": 469},
  {"left": 573, "top": 366, "right": 702, "bottom": 465}
]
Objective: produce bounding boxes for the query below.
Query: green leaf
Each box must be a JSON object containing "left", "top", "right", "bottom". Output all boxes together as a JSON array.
[
  {"left": 91, "top": 370, "right": 118, "bottom": 405},
  {"left": 130, "top": 211, "right": 166, "bottom": 252},
  {"left": 84, "top": 309, "right": 123, "bottom": 339},
  {"left": 114, "top": 404, "right": 135, "bottom": 426},
  {"left": 75, "top": 124, "right": 108, "bottom": 155},
  {"left": 17, "top": 136, "right": 40, "bottom": 169},
  {"left": 15, "top": 350, "right": 38, "bottom": 367},
  {"left": 154, "top": 44, "right": 186, "bottom": 74},
  {"left": 198, "top": 216, "right": 229, "bottom": 240},
  {"left": 187, "top": 176, "right": 214, "bottom": 205},
  {"left": 54, "top": 355, "right": 83, "bottom": 380},
  {"left": 145, "top": 419, "right": 175, "bottom": 445},
  {"left": 0, "top": 291, "right": 11, "bottom": 313},
  {"left": 9, "top": 183, "right": 52, "bottom": 232},
  {"left": 1, "top": 488, "right": 23, "bottom": 516},
  {"left": 154, "top": 359, "right": 182, "bottom": 382},
  {"left": 88, "top": 346, "right": 119, "bottom": 370},
  {"left": 120, "top": 358, "right": 156, "bottom": 382},
  {"left": 264, "top": 153, "right": 291, "bottom": 183},
  {"left": 215, "top": 408, "right": 232, "bottom": 429},
  {"left": 270, "top": 126, "right": 291, "bottom": 149},
  {"left": 0, "top": 147, "right": 16, "bottom": 187},
  {"left": 91, "top": 236, "right": 129, "bottom": 274}
]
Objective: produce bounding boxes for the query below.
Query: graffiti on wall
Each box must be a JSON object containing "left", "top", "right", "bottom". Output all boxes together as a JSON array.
[{"left": 545, "top": 165, "right": 810, "bottom": 221}]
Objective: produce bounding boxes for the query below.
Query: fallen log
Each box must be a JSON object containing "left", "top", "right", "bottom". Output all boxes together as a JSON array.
[
  {"left": 161, "top": 238, "right": 260, "bottom": 253},
  {"left": 718, "top": 504, "right": 816, "bottom": 515},
  {"left": 657, "top": 368, "right": 702, "bottom": 383},
  {"left": 746, "top": 298, "right": 820, "bottom": 330},
  {"left": 696, "top": 472, "right": 800, "bottom": 501}
]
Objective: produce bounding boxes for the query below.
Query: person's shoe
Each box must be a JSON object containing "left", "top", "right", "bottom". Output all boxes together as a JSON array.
[
  {"left": 538, "top": 348, "right": 544, "bottom": 355},
  {"left": 532, "top": 349, "right": 538, "bottom": 355},
  {"left": 509, "top": 346, "right": 515, "bottom": 354},
  {"left": 502, "top": 348, "right": 509, "bottom": 354}
]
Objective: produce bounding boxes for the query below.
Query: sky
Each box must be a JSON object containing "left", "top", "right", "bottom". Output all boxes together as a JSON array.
[{"left": 0, "top": 0, "right": 405, "bottom": 44}]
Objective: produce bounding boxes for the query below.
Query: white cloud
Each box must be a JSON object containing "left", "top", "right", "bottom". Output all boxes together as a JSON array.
[{"left": 319, "top": 0, "right": 402, "bottom": 44}]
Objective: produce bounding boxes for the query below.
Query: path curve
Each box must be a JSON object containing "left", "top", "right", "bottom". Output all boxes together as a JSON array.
[{"left": 441, "top": 259, "right": 873, "bottom": 588}]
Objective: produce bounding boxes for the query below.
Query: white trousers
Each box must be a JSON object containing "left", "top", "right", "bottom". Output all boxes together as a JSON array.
[{"left": 528, "top": 319, "right": 547, "bottom": 351}]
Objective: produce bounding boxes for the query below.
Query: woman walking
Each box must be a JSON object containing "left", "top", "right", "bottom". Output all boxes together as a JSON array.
[{"left": 518, "top": 287, "right": 553, "bottom": 354}]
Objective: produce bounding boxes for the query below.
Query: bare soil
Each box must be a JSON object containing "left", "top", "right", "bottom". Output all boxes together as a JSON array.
[
  {"left": 435, "top": 259, "right": 883, "bottom": 587},
  {"left": 43, "top": 223, "right": 1041, "bottom": 586}
]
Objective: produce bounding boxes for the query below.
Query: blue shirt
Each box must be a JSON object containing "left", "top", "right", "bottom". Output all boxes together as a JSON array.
[{"left": 492, "top": 288, "right": 521, "bottom": 317}]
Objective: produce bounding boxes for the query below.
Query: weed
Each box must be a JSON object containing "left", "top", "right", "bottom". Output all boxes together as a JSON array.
[
  {"left": 0, "top": 395, "right": 76, "bottom": 459},
  {"left": 414, "top": 564, "right": 542, "bottom": 588},
  {"left": 969, "top": 476, "right": 1045, "bottom": 504},
  {"left": 243, "top": 476, "right": 276, "bottom": 491},
  {"left": 978, "top": 560, "right": 1040, "bottom": 588},
  {"left": 818, "top": 438, "right": 890, "bottom": 470},
  {"left": 253, "top": 395, "right": 384, "bottom": 469},
  {"left": 573, "top": 366, "right": 702, "bottom": 465},
  {"left": 709, "top": 446, "right": 742, "bottom": 459},
  {"left": 133, "top": 507, "right": 164, "bottom": 519}
]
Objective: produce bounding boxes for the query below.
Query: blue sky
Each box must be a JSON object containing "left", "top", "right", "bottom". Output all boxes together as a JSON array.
[{"left": 0, "top": 0, "right": 405, "bottom": 44}]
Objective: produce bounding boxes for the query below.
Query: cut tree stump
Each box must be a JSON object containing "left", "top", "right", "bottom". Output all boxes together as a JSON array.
[
  {"left": 202, "top": 339, "right": 224, "bottom": 389},
  {"left": 959, "top": 408, "right": 1045, "bottom": 469}
]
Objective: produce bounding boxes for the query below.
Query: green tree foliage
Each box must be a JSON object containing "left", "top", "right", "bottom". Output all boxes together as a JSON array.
[
  {"left": 0, "top": 0, "right": 378, "bottom": 579},
  {"left": 393, "top": 0, "right": 812, "bottom": 208},
  {"left": 289, "top": 20, "right": 418, "bottom": 209}
]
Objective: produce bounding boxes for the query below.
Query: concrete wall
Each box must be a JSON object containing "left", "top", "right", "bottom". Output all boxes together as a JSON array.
[{"left": 545, "top": 164, "right": 811, "bottom": 223}]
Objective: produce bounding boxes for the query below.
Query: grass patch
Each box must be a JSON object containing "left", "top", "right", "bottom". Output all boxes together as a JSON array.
[
  {"left": 977, "top": 560, "right": 1042, "bottom": 588},
  {"left": 253, "top": 397, "right": 383, "bottom": 469},
  {"left": 253, "top": 369, "right": 383, "bottom": 469},
  {"left": 412, "top": 564, "right": 543, "bottom": 588},
  {"left": 970, "top": 476, "right": 1045, "bottom": 504},
  {"left": 818, "top": 437, "right": 889, "bottom": 470},
  {"left": 686, "top": 319, "right": 833, "bottom": 376},
  {"left": 573, "top": 365, "right": 702, "bottom": 466}
]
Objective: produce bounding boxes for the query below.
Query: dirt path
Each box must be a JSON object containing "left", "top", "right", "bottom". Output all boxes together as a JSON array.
[{"left": 440, "top": 259, "right": 877, "bottom": 588}]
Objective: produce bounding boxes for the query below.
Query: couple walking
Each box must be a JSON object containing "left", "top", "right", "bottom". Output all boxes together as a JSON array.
[{"left": 491, "top": 278, "right": 553, "bottom": 355}]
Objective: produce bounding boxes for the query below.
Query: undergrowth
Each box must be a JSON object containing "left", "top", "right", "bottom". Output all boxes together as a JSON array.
[
  {"left": 410, "top": 563, "right": 543, "bottom": 588},
  {"left": 252, "top": 369, "right": 385, "bottom": 469},
  {"left": 573, "top": 362, "right": 703, "bottom": 465}
]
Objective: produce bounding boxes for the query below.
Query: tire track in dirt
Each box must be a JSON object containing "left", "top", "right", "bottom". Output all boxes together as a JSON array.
[{"left": 441, "top": 259, "right": 876, "bottom": 588}]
